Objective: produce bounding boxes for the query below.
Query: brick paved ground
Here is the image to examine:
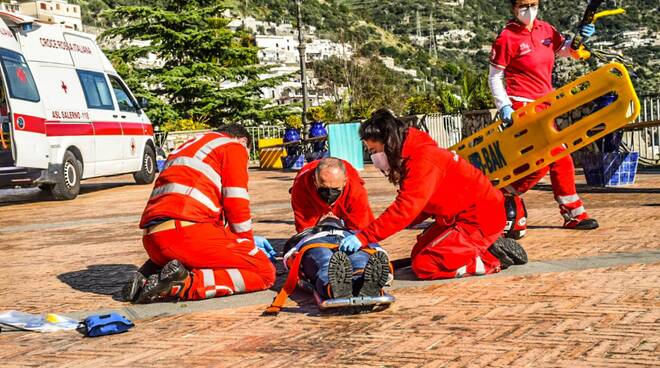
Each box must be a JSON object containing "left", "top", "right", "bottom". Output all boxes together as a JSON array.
[{"left": 0, "top": 167, "right": 658, "bottom": 367}]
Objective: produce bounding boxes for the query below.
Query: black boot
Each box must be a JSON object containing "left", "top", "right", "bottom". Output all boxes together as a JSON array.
[
  {"left": 122, "top": 259, "right": 161, "bottom": 303},
  {"left": 133, "top": 259, "right": 192, "bottom": 304},
  {"left": 359, "top": 251, "right": 390, "bottom": 297},
  {"left": 326, "top": 251, "right": 353, "bottom": 299},
  {"left": 488, "top": 238, "right": 528, "bottom": 270}
]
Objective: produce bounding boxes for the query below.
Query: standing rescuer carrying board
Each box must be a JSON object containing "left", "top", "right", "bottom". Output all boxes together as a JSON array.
[{"left": 488, "top": 0, "right": 600, "bottom": 239}]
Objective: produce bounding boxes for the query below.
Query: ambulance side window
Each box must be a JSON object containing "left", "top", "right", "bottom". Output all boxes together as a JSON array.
[
  {"left": 0, "top": 49, "right": 40, "bottom": 102},
  {"left": 108, "top": 76, "right": 137, "bottom": 113},
  {"left": 77, "top": 70, "right": 114, "bottom": 110}
]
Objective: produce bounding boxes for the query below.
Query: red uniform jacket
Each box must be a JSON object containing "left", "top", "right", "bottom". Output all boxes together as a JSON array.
[
  {"left": 290, "top": 159, "right": 374, "bottom": 232},
  {"left": 489, "top": 19, "right": 565, "bottom": 100},
  {"left": 140, "top": 132, "right": 254, "bottom": 240},
  {"left": 356, "top": 128, "right": 505, "bottom": 246}
]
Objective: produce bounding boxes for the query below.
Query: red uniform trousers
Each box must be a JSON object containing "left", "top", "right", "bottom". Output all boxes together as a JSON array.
[
  {"left": 410, "top": 198, "right": 505, "bottom": 280},
  {"left": 143, "top": 221, "right": 276, "bottom": 300},
  {"left": 503, "top": 101, "right": 587, "bottom": 221}
]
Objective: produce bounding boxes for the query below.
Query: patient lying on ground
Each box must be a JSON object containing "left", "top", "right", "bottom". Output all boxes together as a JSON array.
[{"left": 282, "top": 216, "right": 392, "bottom": 301}]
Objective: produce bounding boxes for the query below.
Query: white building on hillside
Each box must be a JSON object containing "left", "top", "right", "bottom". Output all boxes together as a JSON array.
[
  {"left": 255, "top": 34, "right": 299, "bottom": 65},
  {"left": 1, "top": 0, "right": 82, "bottom": 30}
]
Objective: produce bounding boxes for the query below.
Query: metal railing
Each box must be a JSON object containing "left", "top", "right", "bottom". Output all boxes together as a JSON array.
[
  {"left": 422, "top": 113, "right": 463, "bottom": 148},
  {"left": 621, "top": 95, "right": 660, "bottom": 166},
  {"left": 153, "top": 96, "right": 660, "bottom": 167},
  {"left": 246, "top": 125, "right": 285, "bottom": 162}
]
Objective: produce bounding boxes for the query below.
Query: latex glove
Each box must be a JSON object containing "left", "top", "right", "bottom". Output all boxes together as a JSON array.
[
  {"left": 338, "top": 234, "right": 362, "bottom": 254},
  {"left": 579, "top": 24, "right": 595, "bottom": 39},
  {"left": 499, "top": 105, "right": 514, "bottom": 126},
  {"left": 254, "top": 236, "right": 277, "bottom": 264}
]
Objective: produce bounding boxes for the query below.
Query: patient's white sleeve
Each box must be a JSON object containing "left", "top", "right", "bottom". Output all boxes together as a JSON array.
[{"left": 488, "top": 65, "right": 512, "bottom": 111}]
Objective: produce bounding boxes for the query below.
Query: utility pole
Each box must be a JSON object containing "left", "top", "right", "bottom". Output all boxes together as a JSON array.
[
  {"left": 415, "top": 10, "right": 421, "bottom": 41},
  {"left": 429, "top": 13, "right": 437, "bottom": 58},
  {"left": 295, "top": 0, "right": 309, "bottom": 137}
]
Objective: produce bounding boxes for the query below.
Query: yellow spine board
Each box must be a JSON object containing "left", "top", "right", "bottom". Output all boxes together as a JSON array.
[{"left": 450, "top": 62, "right": 640, "bottom": 189}]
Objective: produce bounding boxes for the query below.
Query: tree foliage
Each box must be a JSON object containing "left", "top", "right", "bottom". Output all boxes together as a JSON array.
[{"left": 100, "top": 0, "right": 289, "bottom": 127}]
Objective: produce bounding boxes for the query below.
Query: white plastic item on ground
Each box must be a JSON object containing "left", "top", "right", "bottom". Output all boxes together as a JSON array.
[{"left": 0, "top": 310, "right": 79, "bottom": 332}]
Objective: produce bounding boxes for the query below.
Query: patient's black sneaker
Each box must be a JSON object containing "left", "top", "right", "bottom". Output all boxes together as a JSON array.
[
  {"left": 359, "top": 251, "right": 390, "bottom": 297},
  {"left": 134, "top": 259, "right": 192, "bottom": 304},
  {"left": 488, "top": 238, "right": 528, "bottom": 270},
  {"left": 327, "top": 251, "right": 353, "bottom": 299}
]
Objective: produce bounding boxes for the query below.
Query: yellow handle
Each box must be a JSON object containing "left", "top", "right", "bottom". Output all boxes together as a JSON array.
[
  {"left": 592, "top": 8, "right": 625, "bottom": 23},
  {"left": 570, "top": 45, "right": 592, "bottom": 60}
]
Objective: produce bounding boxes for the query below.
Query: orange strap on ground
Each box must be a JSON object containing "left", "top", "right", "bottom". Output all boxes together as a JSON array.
[{"left": 263, "top": 244, "right": 378, "bottom": 316}]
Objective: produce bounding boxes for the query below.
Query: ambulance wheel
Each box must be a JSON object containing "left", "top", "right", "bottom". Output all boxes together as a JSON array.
[
  {"left": 51, "top": 151, "right": 81, "bottom": 200},
  {"left": 133, "top": 145, "right": 156, "bottom": 185}
]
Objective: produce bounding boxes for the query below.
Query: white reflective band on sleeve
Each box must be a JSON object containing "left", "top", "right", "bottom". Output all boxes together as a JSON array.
[
  {"left": 248, "top": 246, "right": 259, "bottom": 256},
  {"left": 455, "top": 265, "right": 467, "bottom": 278},
  {"left": 150, "top": 183, "right": 220, "bottom": 213},
  {"left": 201, "top": 269, "right": 216, "bottom": 298},
  {"left": 222, "top": 187, "right": 250, "bottom": 200},
  {"left": 226, "top": 269, "right": 246, "bottom": 293},
  {"left": 165, "top": 157, "right": 222, "bottom": 191},
  {"left": 569, "top": 206, "right": 586, "bottom": 217},
  {"left": 475, "top": 256, "right": 485, "bottom": 275},
  {"left": 230, "top": 219, "right": 252, "bottom": 233},
  {"left": 556, "top": 194, "right": 580, "bottom": 205},
  {"left": 509, "top": 96, "right": 534, "bottom": 103},
  {"left": 194, "top": 137, "right": 235, "bottom": 161}
]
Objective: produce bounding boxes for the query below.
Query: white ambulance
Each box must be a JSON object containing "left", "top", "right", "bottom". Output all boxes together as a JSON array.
[{"left": 0, "top": 12, "right": 156, "bottom": 200}]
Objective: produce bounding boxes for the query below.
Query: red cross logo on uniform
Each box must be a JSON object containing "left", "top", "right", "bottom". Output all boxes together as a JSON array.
[{"left": 61, "top": 81, "right": 68, "bottom": 94}]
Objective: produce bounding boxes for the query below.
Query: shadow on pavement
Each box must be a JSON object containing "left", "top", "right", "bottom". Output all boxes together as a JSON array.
[
  {"left": 0, "top": 181, "right": 136, "bottom": 206},
  {"left": 57, "top": 264, "right": 138, "bottom": 302}
]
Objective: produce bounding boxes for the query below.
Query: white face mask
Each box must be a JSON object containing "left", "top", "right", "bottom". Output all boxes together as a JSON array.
[
  {"left": 517, "top": 5, "right": 538, "bottom": 26},
  {"left": 371, "top": 152, "right": 390, "bottom": 174}
]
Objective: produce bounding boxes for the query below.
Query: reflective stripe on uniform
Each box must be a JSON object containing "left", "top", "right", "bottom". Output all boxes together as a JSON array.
[
  {"left": 248, "top": 246, "right": 260, "bottom": 256},
  {"left": 222, "top": 187, "right": 250, "bottom": 200},
  {"left": 194, "top": 137, "right": 235, "bottom": 161},
  {"left": 201, "top": 269, "right": 216, "bottom": 298},
  {"left": 165, "top": 157, "right": 223, "bottom": 191},
  {"left": 226, "top": 268, "right": 246, "bottom": 293},
  {"left": 556, "top": 194, "right": 580, "bottom": 205},
  {"left": 150, "top": 183, "right": 220, "bottom": 213},
  {"left": 475, "top": 256, "right": 485, "bottom": 275},
  {"left": 230, "top": 219, "right": 252, "bottom": 233},
  {"left": 569, "top": 206, "right": 586, "bottom": 217},
  {"left": 455, "top": 265, "right": 467, "bottom": 278}
]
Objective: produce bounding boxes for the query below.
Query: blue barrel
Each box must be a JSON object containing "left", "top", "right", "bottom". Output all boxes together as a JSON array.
[
  {"left": 308, "top": 121, "right": 328, "bottom": 150},
  {"left": 283, "top": 127, "right": 303, "bottom": 169}
]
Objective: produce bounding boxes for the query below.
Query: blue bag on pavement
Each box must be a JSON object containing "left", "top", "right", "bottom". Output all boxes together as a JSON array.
[{"left": 82, "top": 313, "right": 134, "bottom": 337}]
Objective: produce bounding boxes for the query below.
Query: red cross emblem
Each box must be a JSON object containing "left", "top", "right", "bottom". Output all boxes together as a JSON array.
[
  {"left": 61, "top": 81, "right": 68, "bottom": 94},
  {"left": 130, "top": 138, "right": 136, "bottom": 155}
]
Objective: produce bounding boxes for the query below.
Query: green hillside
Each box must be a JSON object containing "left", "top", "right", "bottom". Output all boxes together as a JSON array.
[{"left": 72, "top": 0, "right": 658, "bottom": 117}]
